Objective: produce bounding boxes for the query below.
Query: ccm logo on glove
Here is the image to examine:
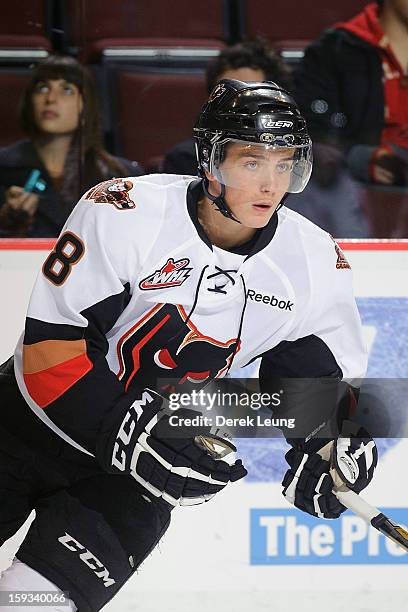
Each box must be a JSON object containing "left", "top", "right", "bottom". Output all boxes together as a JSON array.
[
  {"left": 110, "top": 389, "right": 247, "bottom": 506},
  {"left": 112, "top": 391, "right": 155, "bottom": 472}
]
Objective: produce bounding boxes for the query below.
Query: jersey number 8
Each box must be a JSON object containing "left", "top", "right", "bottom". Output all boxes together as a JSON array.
[{"left": 43, "top": 232, "right": 85, "bottom": 286}]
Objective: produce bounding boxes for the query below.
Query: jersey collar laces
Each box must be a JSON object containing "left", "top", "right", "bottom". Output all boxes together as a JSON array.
[{"left": 167, "top": 264, "right": 248, "bottom": 376}]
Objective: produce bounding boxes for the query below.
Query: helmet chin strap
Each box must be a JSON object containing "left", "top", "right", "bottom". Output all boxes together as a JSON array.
[
  {"left": 276, "top": 193, "right": 289, "bottom": 211},
  {"left": 202, "top": 178, "right": 241, "bottom": 224}
]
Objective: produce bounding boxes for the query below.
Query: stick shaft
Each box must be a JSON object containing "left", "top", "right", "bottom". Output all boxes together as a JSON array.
[
  {"left": 334, "top": 487, "right": 408, "bottom": 553},
  {"left": 334, "top": 488, "right": 379, "bottom": 522}
]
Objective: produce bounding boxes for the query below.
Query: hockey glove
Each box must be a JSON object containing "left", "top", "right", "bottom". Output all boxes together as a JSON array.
[
  {"left": 108, "top": 389, "right": 247, "bottom": 506},
  {"left": 282, "top": 422, "right": 377, "bottom": 519}
]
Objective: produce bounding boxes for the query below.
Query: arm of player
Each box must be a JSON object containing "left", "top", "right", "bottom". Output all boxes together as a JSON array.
[
  {"left": 259, "top": 354, "right": 377, "bottom": 519},
  {"left": 260, "top": 239, "right": 367, "bottom": 436},
  {"left": 258, "top": 240, "right": 377, "bottom": 518},
  {"left": 18, "top": 191, "right": 142, "bottom": 455},
  {"left": 16, "top": 184, "right": 246, "bottom": 505}
]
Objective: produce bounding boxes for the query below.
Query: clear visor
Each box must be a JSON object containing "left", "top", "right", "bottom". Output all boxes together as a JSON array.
[{"left": 210, "top": 138, "right": 313, "bottom": 194}]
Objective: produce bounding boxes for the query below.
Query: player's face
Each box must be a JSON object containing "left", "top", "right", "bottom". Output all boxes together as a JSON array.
[
  {"left": 207, "top": 142, "right": 295, "bottom": 228},
  {"left": 32, "top": 79, "right": 83, "bottom": 135}
]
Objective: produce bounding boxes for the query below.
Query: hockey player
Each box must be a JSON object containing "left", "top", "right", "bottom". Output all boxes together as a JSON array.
[{"left": 0, "top": 80, "right": 377, "bottom": 611}]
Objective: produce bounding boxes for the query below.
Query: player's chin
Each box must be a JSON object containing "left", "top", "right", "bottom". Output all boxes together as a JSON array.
[{"left": 242, "top": 209, "right": 276, "bottom": 228}]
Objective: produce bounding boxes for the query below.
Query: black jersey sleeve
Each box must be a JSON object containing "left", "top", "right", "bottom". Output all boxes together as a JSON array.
[{"left": 259, "top": 334, "right": 359, "bottom": 444}]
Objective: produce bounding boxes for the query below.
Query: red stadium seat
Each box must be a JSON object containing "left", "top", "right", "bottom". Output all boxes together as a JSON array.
[
  {"left": 114, "top": 70, "right": 207, "bottom": 171},
  {"left": 242, "top": 0, "right": 369, "bottom": 51},
  {"left": 0, "top": 72, "right": 32, "bottom": 147},
  {"left": 64, "top": 0, "right": 228, "bottom": 62},
  {"left": 0, "top": 0, "right": 51, "bottom": 52}
]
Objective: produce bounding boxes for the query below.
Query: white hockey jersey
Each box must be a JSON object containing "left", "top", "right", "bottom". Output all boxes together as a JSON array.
[{"left": 14, "top": 174, "right": 367, "bottom": 458}]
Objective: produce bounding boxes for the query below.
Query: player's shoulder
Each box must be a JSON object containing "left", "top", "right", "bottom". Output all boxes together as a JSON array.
[
  {"left": 71, "top": 174, "right": 194, "bottom": 231},
  {"left": 70, "top": 173, "right": 197, "bottom": 250},
  {"left": 128, "top": 172, "right": 196, "bottom": 189},
  {"left": 277, "top": 206, "right": 349, "bottom": 269},
  {"left": 134, "top": 173, "right": 198, "bottom": 203},
  {"left": 279, "top": 206, "right": 332, "bottom": 245},
  {"left": 81, "top": 173, "right": 194, "bottom": 215},
  {"left": 126, "top": 172, "right": 196, "bottom": 192}
]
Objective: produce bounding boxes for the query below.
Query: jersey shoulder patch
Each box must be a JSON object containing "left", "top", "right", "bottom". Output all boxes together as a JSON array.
[
  {"left": 85, "top": 178, "right": 136, "bottom": 210},
  {"left": 331, "top": 237, "right": 351, "bottom": 270}
]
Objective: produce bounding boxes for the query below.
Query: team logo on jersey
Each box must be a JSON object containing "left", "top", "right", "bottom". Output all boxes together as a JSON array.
[
  {"left": 116, "top": 303, "right": 240, "bottom": 392},
  {"left": 333, "top": 240, "right": 351, "bottom": 270},
  {"left": 85, "top": 179, "right": 135, "bottom": 210},
  {"left": 139, "top": 258, "right": 192, "bottom": 290}
]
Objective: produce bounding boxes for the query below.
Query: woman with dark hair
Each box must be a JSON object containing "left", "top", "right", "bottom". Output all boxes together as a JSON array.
[{"left": 0, "top": 55, "right": 143, "bottom": 237}]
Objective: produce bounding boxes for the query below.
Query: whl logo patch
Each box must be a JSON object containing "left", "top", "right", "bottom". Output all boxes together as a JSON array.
[{"left": 139, "top": 258, "right": 192, "bottom": 290}]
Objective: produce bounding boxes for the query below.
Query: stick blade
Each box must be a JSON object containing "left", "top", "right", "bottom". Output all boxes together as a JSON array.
[{"left": 372, "top": 514, "right": 408, "bottom": 553}]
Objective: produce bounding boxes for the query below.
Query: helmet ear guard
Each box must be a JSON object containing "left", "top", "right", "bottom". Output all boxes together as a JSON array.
[
  {"left": 195, "top": 137, "right": 213, "bottom": 176},
  {"left": 198, "top": 140, "right": 240, "bottom": 222}
]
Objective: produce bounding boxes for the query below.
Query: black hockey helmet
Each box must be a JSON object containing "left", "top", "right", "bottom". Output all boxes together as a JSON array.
[{"left": 193, "top": 79, "right": 312, "bottom": 220}]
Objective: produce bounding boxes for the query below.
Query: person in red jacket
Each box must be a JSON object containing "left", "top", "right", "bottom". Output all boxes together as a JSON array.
[{"left": 295, "top": 0, "right": 408, "bottom": 187}]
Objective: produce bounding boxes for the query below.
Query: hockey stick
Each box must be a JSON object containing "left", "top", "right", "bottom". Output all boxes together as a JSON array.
[
  {"left": 333, "top": 486, "right": 408, "bottom": 553},
  {"left": 196, "top": 435, "right": 408, "bottom": 553},
  {"left": 322, "top": 443, "right": 408, "bottom": 554}
]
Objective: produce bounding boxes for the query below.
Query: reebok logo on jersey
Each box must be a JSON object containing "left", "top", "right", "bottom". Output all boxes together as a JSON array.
[
  {"left": 139, "top": 258, "right": 192, "bottom": 290},
  {"left": 247, "top": 289, "right": 294, "bottom": 311}
]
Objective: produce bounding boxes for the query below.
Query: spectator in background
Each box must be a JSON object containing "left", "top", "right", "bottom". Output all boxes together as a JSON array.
[
  {"left": 0, "top": 55, "right": 143, "bottom": 237},
  {"left": 294, "top": 0, "right": 408, "bottom": 187},
  {"left": 162, "top": 37, "right": 292, "bottom": 176}
]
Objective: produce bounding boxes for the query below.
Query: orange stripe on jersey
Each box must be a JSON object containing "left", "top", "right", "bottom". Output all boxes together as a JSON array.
[
  {"left": 23, "top": 352, "right": 93, "bottom": 409},
  {"left": 23, "top": 339, "right": 87, "bottom": 374}
]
